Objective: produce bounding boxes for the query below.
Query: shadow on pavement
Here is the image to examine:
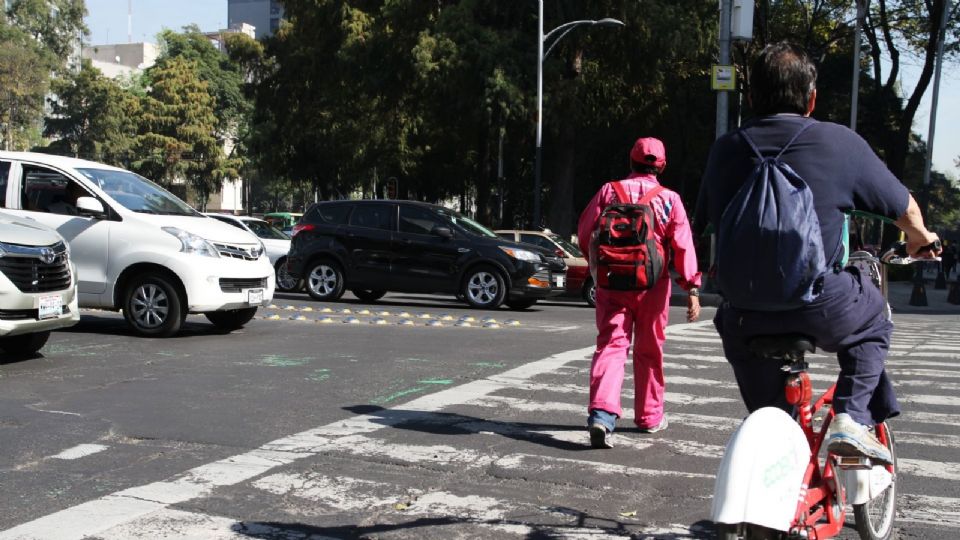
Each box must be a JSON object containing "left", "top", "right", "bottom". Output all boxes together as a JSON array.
[
  {"left": 343, "top": 404, "right": 589, "bottom": 453},
  {"left": 232, "top": 517, "right": 716, "bottom": 539}
]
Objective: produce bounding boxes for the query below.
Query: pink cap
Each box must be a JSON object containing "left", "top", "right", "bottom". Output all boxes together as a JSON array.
[{"left": 630, "top": 137, "right": 666, "bottom": 172}]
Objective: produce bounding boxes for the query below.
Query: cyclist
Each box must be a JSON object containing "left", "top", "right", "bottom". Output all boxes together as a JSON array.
[{"left": 698, "top": 42, "right": 939, "bottom": 465}]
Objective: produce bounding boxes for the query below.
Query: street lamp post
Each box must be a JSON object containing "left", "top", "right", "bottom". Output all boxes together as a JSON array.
[{"left": 534, "top": 1, "right": 624, "bottom": 228}]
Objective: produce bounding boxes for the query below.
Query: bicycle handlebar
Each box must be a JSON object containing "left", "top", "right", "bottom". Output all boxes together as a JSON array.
[{"left": 879, "top": 240, "right": 942, "bottom": 265}]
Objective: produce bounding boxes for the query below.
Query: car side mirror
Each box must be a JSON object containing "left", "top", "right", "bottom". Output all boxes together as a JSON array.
[
  {"left": 76, "top": 196, "right": 106, "bottom": 218},
  {"left": 433, "top": 226, "right": 453, "bottom": 239}
]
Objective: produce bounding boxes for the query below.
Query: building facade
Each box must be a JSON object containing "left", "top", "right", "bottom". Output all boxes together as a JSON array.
[{"left": 227, "top": 0, "right": 284, "bottom": 40}]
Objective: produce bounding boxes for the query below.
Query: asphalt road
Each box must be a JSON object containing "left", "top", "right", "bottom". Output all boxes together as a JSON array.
[{"left": 0, "top": 291, "right": 957, "bottom": 539}]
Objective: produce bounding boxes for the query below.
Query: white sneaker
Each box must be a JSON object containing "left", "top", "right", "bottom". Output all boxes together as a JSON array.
[{"left": 826, "top": 413, "right": 892, "bottom": 465}]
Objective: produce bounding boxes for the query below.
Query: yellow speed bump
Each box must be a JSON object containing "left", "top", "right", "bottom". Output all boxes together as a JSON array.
[
  {"left": 370, "top": 318, "right": 388, "bottom": 325},
  {"left": 398, "top": 319, "right": 415, "bottom": 326},
  {"left": 316, "top": 316, "right": 335, "bottom": 324},
  {"left": 426, "top": 320, "right": 444, "bottom": 327},
  {"left": 504, "top": 319, "right": 521, "bottom": 326},
  {"left": 343, "top": 317, "right": 360, "bottom": 324}
]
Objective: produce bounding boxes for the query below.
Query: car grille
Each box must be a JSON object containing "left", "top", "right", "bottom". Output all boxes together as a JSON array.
[
  {"left": 214, "top": 243, "right": 260, "bottom": 261},
  {"left": 219, "top": 277, "right": 268, "bottom": 293},
  {"left": 0, "top": 242, "right": 72, "bottom": 293},
  {"left": 0, "top": 306, "right": 71, "bottom": 321}
]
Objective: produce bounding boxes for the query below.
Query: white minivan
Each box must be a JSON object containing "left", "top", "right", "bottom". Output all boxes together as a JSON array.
[
  {"left": 0, "top": 152, "right": 275, "bottom": 337},
  {"left": 0, "top": 211, "right": 80, "bottom": 354}
]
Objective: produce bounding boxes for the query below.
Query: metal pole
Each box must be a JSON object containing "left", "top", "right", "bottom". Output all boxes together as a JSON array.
[
  {"left": 922, "top": 0, "right": 951, "bottom": 192},
  {"left": 716, "top": 0, "right": 732, "bottom": 139},
  {"left": 534, "top": 0, "right": 544, "bottom": 229},
  {"left": 850, "top": 0, "right": 866, "bottom": 130}
]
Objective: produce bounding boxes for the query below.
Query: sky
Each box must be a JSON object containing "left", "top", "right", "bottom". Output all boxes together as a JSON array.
[{"left": 82, "top": 0, "right": 959, "bottom": 177}]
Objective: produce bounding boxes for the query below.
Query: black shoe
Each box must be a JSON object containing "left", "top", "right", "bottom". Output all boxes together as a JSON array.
[{"left": 589, "top": 424, "right": 614, "bottom": 449}]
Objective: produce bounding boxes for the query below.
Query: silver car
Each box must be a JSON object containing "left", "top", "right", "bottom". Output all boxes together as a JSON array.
[{"left": 205, "top": 214, "right": 301, "bottom": 292}]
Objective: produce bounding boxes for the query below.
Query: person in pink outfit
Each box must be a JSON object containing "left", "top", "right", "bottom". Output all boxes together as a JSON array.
[{"left": 577, "top": 137, "right": 702, "bottom": 449}]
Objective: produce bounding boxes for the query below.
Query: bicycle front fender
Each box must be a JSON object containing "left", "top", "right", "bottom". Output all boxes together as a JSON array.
[{"left": 711, "top": 407, "right": 811, "bottom": 532}]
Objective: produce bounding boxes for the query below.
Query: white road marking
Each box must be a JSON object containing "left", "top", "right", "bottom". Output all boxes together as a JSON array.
[
  {"left": 93, "top": 508, "right": 341, "bottom": 539},
  {"left": 49, "top": 444, "right": 108, "bottom": 460},
  {"left": 896, "top": 431, "right": 960, "bottom": 449},
  {"left": 898, "top": 494, "right": 960, "bottom": 529},
  {"left": 901, "top": 411, "right": 960, "bottom": 427},
  {"left": 899, "top": 459, "right": 960, "bottom": 481}
]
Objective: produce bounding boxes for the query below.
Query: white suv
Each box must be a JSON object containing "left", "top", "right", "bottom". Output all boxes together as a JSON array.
[
  {"left": 0, "top": 152, "right": 275, "bottom": 337},
  {"left": 0, "top": 211, "right": 80, "bottom": 355}
]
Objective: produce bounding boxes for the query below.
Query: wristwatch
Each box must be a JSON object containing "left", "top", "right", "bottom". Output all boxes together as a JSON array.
[{"left": 688, "top": 287, "right": 701, "bottom": 297}]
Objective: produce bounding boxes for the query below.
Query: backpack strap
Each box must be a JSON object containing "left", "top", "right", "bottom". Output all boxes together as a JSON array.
[
  {"left": 611, "top": 181, "right": 630, "bottom": 204},
  {"left": 639, "top": 184, "right": 666, "bottom": 205},
  {"left": 611, "top": 181, "right": 665, "bottom": 205},
  {"left": 739, "top": 120, "right": 816, "bottom": 160}
]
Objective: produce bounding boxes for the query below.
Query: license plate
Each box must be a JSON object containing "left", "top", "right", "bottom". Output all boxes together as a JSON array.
[
  {"left": 38, "top": 294, "right": 63, "bottom": 320},
  {"left": 554, "top": 275, "right": 565, "bottom": 288},
  {"left": 247, "top": 288, "right": 264, "bottom": 305}
]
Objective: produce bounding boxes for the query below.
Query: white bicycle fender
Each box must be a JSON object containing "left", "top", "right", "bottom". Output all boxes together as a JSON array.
[
  {"left": 844, "top": 465, "right": 893, "bottom": 505},
  {"left": 711, "top": 407, "right": 811, "bottom": 531}
]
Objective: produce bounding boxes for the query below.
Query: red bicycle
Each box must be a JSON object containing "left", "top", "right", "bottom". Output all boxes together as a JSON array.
[{"left": 709, "top": 243, "right": 934, "bottom": 540}]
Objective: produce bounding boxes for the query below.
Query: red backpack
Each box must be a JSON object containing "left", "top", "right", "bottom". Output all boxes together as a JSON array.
[{"left": 594, "top": 181, "right": 666, "bottom": 291}]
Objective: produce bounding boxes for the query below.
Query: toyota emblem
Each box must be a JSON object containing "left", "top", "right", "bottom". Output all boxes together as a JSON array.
[{"left": 40, "top": 248, "right": 56, "bottom": 264}]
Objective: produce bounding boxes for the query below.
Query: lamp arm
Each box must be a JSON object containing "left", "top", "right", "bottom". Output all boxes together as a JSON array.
[{"left": 543, "top": 23, "right": 591, "bottom": 60}]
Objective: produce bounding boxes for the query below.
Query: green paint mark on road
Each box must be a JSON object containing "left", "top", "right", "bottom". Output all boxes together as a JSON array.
[
  {"left": 418, "top": 379, "right": 453, "bottom": 385},
  {"left": 371, "top": 386, "right": 428, "bottom": 405},
  {"left": 260, "top": 355, "right": 312, "bottom": 367},
  {"left": 307, "top": 369, "right": 331, "bottom": 382},
  {"left": 470, "top": 362, "right": 506, "bottom": 368}
]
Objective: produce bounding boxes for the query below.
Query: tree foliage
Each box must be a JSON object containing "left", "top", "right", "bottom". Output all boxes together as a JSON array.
[
  {"left": 133, "top": 56, "right": 222, "bottom": 208},
  {"left": 44, "top": 59, "right": 139, "bottom": 163}
]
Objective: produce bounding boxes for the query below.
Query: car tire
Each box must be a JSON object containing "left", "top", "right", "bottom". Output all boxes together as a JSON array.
[
  {"left": 123, "top": 272, "right": 185, "bottom": 337},
  {"left": 205, "top": 307, "right": 258, "bottom": 331},
  {"left": 461, "top": 265, "right": 506, "bottom": 309},
  {"left": 583, "top": 277, "right": 596, "bottom": 307},
  {"left": 306, "top": 259, "right": 345, "bottom": 301},
  {"left": 352, "top": 289, "right": 386, "bottom": 302},
  {"left": 274, "top": 257, "right": 303, "bottom": 293},
  {"left": 505, "top": 298, "right": 537, "bottom": 310},
  {"left": 0, "top": 331, "right": 51, "bottom": 356}
]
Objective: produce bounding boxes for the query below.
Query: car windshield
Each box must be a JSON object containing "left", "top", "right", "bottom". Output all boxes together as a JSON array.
[
  {"left": 433, "top": 207, "right": 497, "bottom": 238},
  {"left": 245, "top": 219, "right": 289, "bottom": 240},
  {"left": 76, "top": 168, "right": 199, "bottom": 216},
  {"left": 549, "top": 233, "right": 583, "bottom": 257}
]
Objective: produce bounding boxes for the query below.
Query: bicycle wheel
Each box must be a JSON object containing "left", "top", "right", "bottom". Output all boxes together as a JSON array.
[{"left": 853, "top": 423, "right": 897, "bottom": 540}]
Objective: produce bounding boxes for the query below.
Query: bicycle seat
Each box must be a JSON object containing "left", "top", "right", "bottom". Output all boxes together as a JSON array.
[{"left": 747, "top": 334, "right": 816, "bottom": 357}]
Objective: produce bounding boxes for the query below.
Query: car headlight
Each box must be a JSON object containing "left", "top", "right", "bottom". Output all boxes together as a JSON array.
[
  {"left": 162, "top": 227, "right": 220, "bottom": 258},
  {"left": 252, "top": 242, "right": 265, "bottom": 259},
  {"left": 499, "top": 246, "right": 540, "bottom": 262}
]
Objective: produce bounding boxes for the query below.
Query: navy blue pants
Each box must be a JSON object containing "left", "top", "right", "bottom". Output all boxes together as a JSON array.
[{"left": 714, "top": 269, "right": 900, "bottom": 426}]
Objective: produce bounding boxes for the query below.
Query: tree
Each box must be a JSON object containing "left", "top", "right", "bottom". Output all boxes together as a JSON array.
[
  {"left": 5, "top": 0, "right": 87, "bottom": 70},
  {"left": 0, "top": 33, "right": 48, "bottom": 150},
  {"left": 44, "top": 59, "right": 140, "bottom": 163},
  {"left": 134, "top": 56, "right": 222, "bottom": 209}
]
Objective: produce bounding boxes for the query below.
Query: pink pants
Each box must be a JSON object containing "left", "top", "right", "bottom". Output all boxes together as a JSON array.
[{"left": 589, "top": 276, "right": 670, "bottom": 429}]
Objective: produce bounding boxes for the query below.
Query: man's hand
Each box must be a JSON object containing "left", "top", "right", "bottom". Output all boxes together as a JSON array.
[
  {"left": 687, "top": 294, "right": 701, "bottom": 322},
  {"left": 907, "top": 231, "right": 942, "bottom": 259}
]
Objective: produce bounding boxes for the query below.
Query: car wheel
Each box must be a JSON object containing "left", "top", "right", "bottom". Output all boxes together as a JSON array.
[
  {"left": 0, "top": 331, "right": 51, "bottom": 356},
  {"left": 306, "top": 259, "right": 345, "bottom": 301},
  {"left": 505, "top": 298, "right": 537, "bottom": 310},
  {"left": 583, "top": 277, "right": 597, "bottom": 307},
  {"left": 352, "top": 289, "right": 386, "bottom": 302},
  {"left": 275, "top": 258, "right": 303, "bottom": 292},
  {"left": 205, "top": 307, "right": 258, "bottom": 331},
  {"left": 123, "top": 272, "right": 185, "bottom": 337},
  {"left": 461, "top": 265, "right": 506, "bottom": 309}
]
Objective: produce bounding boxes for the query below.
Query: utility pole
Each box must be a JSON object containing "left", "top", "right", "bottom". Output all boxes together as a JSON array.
[
  {"left": 716, "top": 0, "right": 733, "bottom": 139},
  {"left": 850, "top": 0, "right": 867, "bottom": 130}
]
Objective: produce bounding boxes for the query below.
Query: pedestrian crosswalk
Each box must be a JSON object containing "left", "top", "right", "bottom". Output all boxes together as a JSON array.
[{"left": 2, "top": 318, "right": 959, "bottom": 539}]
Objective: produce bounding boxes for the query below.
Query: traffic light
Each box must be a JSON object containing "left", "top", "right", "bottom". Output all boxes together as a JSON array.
[{"left": 385, "top": 177, "right": 398, "bottom": 199}]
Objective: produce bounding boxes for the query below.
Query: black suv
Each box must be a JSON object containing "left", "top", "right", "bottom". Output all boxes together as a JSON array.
[{"left": 286, "top": 200, "right": 565, "bottom": 309}]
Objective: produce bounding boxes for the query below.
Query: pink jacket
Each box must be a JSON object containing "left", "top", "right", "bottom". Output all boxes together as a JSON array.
[{"left": 577, "top": 173, "right": 702, "bottom": 291}]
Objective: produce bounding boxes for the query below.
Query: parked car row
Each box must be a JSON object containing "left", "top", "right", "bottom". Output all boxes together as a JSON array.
[{"left": 0, "top": 151, "right": 593, "bottom": 356}]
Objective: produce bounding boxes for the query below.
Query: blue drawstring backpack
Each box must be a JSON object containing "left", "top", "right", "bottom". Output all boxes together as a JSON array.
[{"left": 716, "top": 123, "right": 832, "bottom": 311}]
